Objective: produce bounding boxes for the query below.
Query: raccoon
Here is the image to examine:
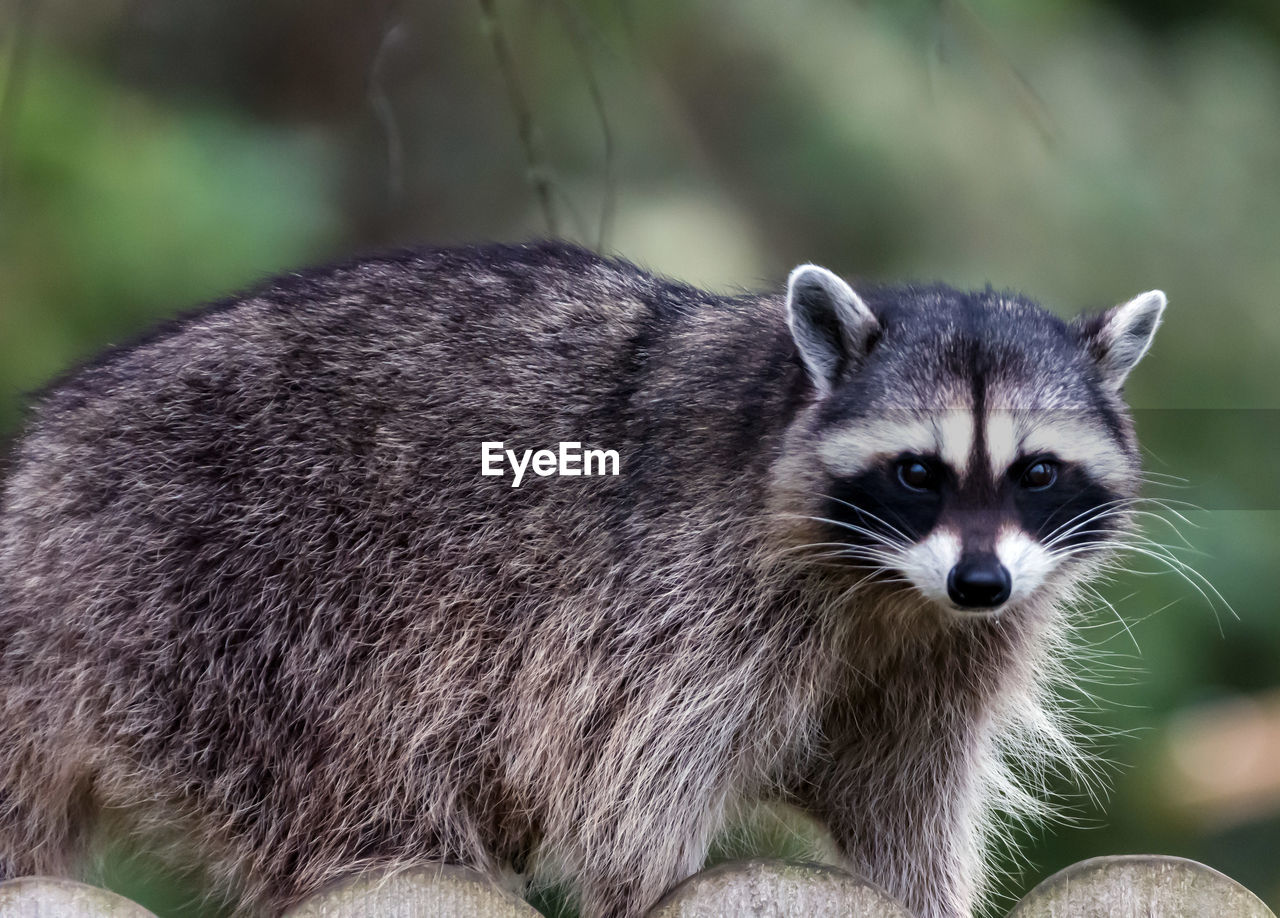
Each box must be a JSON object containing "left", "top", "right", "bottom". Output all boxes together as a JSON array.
[{"left": 0, "top": 242, "right": 1165, "bottom": 918}]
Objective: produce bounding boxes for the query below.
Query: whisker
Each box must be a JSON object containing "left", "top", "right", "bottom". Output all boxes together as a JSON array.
[
  {"left": 1077, "top": 582, "right": 1140, "bottom": 655},
  {"left": 778, "top": 512, "right": 908, "bottom": 550},
  {"left": 789, "top": 549, "right": 902, "bottom": 569},
  {"left": 1038, "top": 498, "right": 1142, "bottom": 545},
  {"left": 804, "top": 492, "right": 914, "bottom": 545},
  {"left": 1049, "top": 540, "right": 1233, "bottom": 629},
  {"left": 1138, "top": 469, "right": 1191, "bottom": 486}
]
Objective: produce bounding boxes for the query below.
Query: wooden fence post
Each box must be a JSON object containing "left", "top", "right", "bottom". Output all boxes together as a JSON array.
[
  {"left": 281, "top": 865, "right": 542, "bottom": 917},
  {"left": 1006, "top": 854, "right": 1277, "bottom": 918},
  {"left": 646, "top": 859, "right": 914, "bottom": 918},
  {"left": 0, "top": 877, "right": 159, "bottom": 917}
]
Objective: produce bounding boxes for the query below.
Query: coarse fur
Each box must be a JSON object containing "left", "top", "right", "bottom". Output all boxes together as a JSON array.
[{"left": 0, "top": 241, "right": 1165, "bottom": 918}]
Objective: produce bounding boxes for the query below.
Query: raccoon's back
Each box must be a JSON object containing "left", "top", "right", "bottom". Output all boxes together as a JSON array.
[{"left": 0, "top": 242, "right": 781, "bottom": 709}]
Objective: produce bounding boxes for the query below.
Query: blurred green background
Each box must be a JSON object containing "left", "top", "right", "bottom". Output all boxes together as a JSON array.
[{"left": 1, "top": 0, "right": 1278, "bottom": 915}]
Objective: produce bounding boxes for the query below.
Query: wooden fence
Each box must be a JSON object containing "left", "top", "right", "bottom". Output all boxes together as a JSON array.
[{"left": 0, "top": 855, "right": 1273, "bottom": 917}]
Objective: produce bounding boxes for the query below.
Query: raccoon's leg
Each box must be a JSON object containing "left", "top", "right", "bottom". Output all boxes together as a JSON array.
[
  {"left": 561, "top": 808, "right": 723, "bottom": 918},
  {"left": 535, "top": 756, "right": 736, "bottom": 918},
  {"left": 791, "top": 704, "right": 982, "bottom": 918},
  {"left": 797, "top": 770, "right": 976, "bottom": 918}
]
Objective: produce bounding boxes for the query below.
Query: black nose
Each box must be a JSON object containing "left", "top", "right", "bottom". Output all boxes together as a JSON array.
[{"left": 947, "top": 555, "right": 1012, "bottom": 609}]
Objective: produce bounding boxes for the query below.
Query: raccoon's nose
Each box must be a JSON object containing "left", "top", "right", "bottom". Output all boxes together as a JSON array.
[{"left": 947, "top": 555, "right": 1012, "bottom": 609}]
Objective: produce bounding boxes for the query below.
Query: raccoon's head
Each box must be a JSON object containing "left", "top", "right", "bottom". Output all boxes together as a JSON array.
[{"left": 777, "top": 264, "right": 1165, "bottom": 619}]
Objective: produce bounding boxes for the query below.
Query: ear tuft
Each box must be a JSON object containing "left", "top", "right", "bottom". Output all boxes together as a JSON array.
[
  {"left": 786, "top": 264, "right": 879, "bottom": 395},
  {"left": 1077, "top": 289, "right": 1167, "bottom": 391}
]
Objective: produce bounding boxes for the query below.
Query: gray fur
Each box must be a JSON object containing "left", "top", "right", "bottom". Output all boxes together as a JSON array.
[{"left": 0, "top": 242, "right": 1160, "bottom": 918}]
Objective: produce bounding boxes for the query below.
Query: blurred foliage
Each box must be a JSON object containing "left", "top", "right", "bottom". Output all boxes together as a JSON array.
[
  {"left": 1, "top": 0, "right": 1279, "bottom": 915},
  {"left": 0, "top": 49, "right": 341, "bottom": 434}
]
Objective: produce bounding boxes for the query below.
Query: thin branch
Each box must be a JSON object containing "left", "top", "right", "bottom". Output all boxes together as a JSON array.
[
  {"left": 552, "top": 181, "right": 591, "bottom": 242},
  {"left": 939, "top": 0, "right": 1058, "bottom": 146},
  {"left": 552, "top": 0, "right": 616, "bottom": 252},
  {"left": 368, "top": 10, "right": 407, "bottom": 208},
  {"left": 477, "top": 0, "right": 559, "bottom": 236}
]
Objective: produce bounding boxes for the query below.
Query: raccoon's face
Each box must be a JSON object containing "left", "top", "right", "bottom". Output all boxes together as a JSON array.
[{"left": 783, "top": 265, "right": 1166, "bottom": 617}]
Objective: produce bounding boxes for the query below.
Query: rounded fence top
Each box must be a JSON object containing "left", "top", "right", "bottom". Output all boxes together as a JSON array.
[
  {"left": 282, "top": 864, "right": 542, "bottom": 918},
  {"left": 0, "top": 876, "right": 159, "bottom": 917},
  {"left": 647, "top": 858, "right": 914, "bottom": 918},
  {"left": 1007, "top": 854, "right": 1277, "bottom": 918}
]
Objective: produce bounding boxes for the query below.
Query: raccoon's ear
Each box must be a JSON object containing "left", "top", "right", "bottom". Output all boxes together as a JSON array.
[
  {"left": 1076, "top": 290, "right": 1167, "bottom": 390},
  {"left": 786, "top": 264, "right": 879, "bottom": 395}
]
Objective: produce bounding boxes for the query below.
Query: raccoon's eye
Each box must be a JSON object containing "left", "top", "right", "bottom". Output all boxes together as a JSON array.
[
  {"left": 1021, "top": 460, "right": 1059, "bottom": 490},
  {"left": 896, "top": 458, "right": 940, "bottom": 492}
]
